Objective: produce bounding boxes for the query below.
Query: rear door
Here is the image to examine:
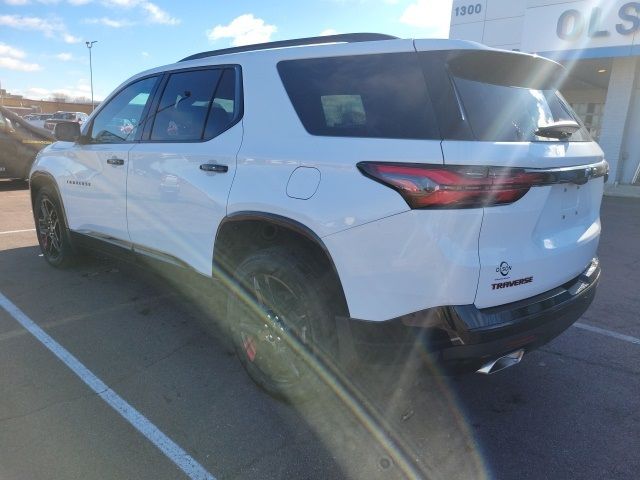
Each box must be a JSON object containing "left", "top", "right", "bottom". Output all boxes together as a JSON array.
[
  {"left": 418, "top": 47, "right": 605, "bottom": 308},
  {"left": 127, "top": 66, "right": 242, "bottom": 276}
]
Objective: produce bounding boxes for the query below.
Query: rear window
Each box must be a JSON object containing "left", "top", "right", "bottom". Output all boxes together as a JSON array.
[
  {"left": 277, "top": 53, "right": 439, "bottom": 139},
  {"left": 53, "top": 112, "right": 75, "bottom": 120},
  {"left": 445, "top": 51, "right": 590, "bottom": 142}
]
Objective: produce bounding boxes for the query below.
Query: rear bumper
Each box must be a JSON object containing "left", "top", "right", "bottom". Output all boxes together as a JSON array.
[{"left": 341, "top": 258, "right": 600, "bottom": 372}]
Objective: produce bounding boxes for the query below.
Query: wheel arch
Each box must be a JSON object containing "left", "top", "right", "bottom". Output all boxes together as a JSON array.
[
  {"left": 213, "top": 211, "right": 350, "bottom": 318},
  {"left": 29, "top": 171, "right": 69, "bottom": 225}
]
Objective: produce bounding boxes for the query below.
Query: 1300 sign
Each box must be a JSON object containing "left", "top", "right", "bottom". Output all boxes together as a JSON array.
[{"left": 454, "top": 3, "right": 482, "bottom": 16}]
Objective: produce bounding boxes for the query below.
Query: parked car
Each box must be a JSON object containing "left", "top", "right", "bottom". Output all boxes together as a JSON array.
[
  {"left": 0, "top": 106, "right": 53, "bottom": 180},
  {"left": 29, "top": 33, "right": 606, "bottom": 398},
  {"left": 43, "top": 111, "right": 89, "bottom": 131},
  {"left": 24, "top": 113, "right": 53, "bottom": 130}
]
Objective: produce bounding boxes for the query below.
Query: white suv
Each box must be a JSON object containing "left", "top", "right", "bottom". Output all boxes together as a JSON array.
[{"left": 30, "top": 34, "right": 605, "bottom": 397}]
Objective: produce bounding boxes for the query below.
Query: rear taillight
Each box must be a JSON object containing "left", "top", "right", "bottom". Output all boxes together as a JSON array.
[{"left": 357, "top": 162, "right": 546, "bottom": 209}]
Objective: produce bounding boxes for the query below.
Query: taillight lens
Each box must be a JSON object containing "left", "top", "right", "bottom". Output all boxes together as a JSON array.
[{"left": 357, "top": 162, "right": 546, "bottom": 209}]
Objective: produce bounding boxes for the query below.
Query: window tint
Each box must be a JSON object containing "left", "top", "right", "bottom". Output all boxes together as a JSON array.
[
  {"left": 277, "top": 53, "right": 439, "bottom": 139},
  {"left": 444, "top": 51, "right": 590, "bottom": 142},
  {"left": 203, "top": 68, "right": 237, "bottom": 139},
  {"left": 150, "top": 68, "right": 238, "bottom": 142},
  {"left": 452, "top": 78, "right": 590, "bottom": 142},
  {"left": 90, "top": 76, "right": 158, "bottom": 143}
]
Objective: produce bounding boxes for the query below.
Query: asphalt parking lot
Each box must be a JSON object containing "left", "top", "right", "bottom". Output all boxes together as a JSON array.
[{"left": 0, "top": 179, "right": 638, "bottom": 480}]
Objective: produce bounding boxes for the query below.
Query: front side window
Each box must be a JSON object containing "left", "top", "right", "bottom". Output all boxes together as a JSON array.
[
  {"left": 150, "top": 67, "right": 239, "bottom": 142},
  {"left": 277, "top": 53, "right": 439, "bottom": 139},
  {"left": 89, "top": 76, "right": 159, "bottom": 143}
]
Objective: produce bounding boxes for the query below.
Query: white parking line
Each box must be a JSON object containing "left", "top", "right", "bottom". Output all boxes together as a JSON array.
[
  {"left": 574, "top": 322, "right": 640, "bottom": 346},
  {"left": 0, "top": 228, "right": 36, "bottom": 235},
  {"left": 0, "top": 291, "right": 216, "bottom": 480}
]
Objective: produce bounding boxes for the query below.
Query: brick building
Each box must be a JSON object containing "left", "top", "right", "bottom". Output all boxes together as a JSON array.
[{"left": 0, "top": 91, "right": 94, "bottom": 116}]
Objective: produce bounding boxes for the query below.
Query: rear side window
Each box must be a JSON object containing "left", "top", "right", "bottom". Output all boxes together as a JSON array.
[
  {"left": 278, "top": 53, "right": 439, "bottom": 139},
  {"left": 150, "top": 67, "right": 239, "bottom": 142},
  {"left": 444, "top": 51, "right": 591, "bottom": 142},
  {"left": 204, "top": 69, "right": 237, "bottom": 139}
]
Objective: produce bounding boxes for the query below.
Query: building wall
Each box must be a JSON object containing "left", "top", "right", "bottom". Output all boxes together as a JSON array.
[
  {"left": 619, "top": 74, "right": 640, "bottom": 183},
  {"left": 563, "top": 88, "right": 607, "bottom": 104},
  {"left": 449, "top": 0, "right": 640, "bottom": 184},
  {"left": 598, "top": 57, "right": 638, "bottom": 182},
  {"left": 450, "top": 0, "right": 526, "bottom": 50},
  {"left": 451, "top": 0, "right": 640, "bottom": 55}
]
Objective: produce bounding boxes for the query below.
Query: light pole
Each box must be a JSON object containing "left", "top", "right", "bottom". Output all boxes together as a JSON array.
[{"left": 85, "top": 41, "right": 97, "bottom": 111}]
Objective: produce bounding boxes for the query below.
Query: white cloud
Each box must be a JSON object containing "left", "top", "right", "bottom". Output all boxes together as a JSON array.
[
  {"left": 319, "top": 28, "right": 338, "bottom": 36},
  {"left": 400, "top": 0, "right": 451, "bottom": 38},
  {"left": 84, "top": 17, "right": 134, "bottom": 27},
  {"left": 0, "top": 14, "right": 80, "bottom": 43},
  {"left": 55, "top": 52, "right": 73, "bottom": 61},
  {"left": 0, "top": 42, "right": 26, "bottom": 58},
  {"left": 141, "top": 51, "right": 149, "bottom": 57},
  {"left": 63, "top": 33, "right": 81, "bottom": 43},
  {"left": 207, "top": 14, "right": 277, "bottom": 46},
  {"left": 44, "top": 78, "right": 96, "bottom": 100},
  {"left": 4, "top": 0, "right": 92, "bottom": 4},
  {"left": 102, "top": 0, "right": 137, "bottom": 6},
  {"left": 25, "top": 87, "right": 51, "bottom": 97},
  {"left": 0, "top": 56, "right": 41, "bottom": 71},
  {"left": 0, "top": 41, "right": 40, "bottom": 71},
  {"left": 101, "top": 0, "right": 179, "bottom": 25},
  {"left": 141, "top": 2, "right": 179, "bottom": 25}
]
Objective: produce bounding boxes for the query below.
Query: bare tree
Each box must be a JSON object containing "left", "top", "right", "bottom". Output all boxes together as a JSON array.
[{"left": 51, "top": 92, "right": 70, "bottom": 103}]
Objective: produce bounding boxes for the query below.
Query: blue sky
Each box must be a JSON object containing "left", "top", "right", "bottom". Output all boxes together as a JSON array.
[{"left": 0, "top": 0, "right": 452, "bottom": 102}]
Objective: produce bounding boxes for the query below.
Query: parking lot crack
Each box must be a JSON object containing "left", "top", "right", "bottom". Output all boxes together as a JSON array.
[
  {"left": 227, "top": 439, "right": 291, "bottom": 479},
  {"left": 539, "top": 347, "right": 640, "bottom": 377},
  {"left": 105, "top": 336, "right": 199, "bottom": 391},
  {"left": 0, "top": 392, "right": 98, "bottom": 427}
]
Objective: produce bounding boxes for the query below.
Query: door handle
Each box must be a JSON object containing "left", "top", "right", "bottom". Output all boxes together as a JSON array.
[
  {"left": 107, "top": 157, "right": 125, "bottom": 166},
  {"left": 199, "top": 163, "right": 228, "bottom": 173}
]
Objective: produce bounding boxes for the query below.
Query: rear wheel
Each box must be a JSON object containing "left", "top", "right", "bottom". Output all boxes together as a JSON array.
[
  {"left": 34, "top": 186, "right": 77, "bottom": 268},
  {"left": 227, "top": 246, "right": 338, "bottom": 400}
]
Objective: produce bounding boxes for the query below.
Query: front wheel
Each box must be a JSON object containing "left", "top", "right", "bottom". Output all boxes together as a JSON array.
[
  {"left": 34, "top": 186, "right": 77, "bottom": 268},
  {"left": 227, "top": 247, "right": 338, "bottom": 401}
]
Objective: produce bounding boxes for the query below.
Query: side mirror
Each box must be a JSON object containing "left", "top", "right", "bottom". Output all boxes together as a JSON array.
[{"left": 54, "top": 121, "right": 81, "bottom": 142}]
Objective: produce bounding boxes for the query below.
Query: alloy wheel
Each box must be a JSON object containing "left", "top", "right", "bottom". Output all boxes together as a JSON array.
[{"left": 37, "top": 197, "right": 63, "bottom": 261}]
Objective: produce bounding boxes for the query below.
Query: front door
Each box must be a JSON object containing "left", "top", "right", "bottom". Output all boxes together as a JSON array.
[{"left": 64, "top": 75, "right": 160, "bottom": 243}]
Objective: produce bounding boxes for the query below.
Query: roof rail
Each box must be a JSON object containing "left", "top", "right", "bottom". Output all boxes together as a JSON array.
[{"left": 179, "top": 33, "right": 398, "bottom": 62}]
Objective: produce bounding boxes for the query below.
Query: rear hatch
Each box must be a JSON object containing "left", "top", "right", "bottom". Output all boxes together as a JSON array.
[{"left": 417, "top": 47, "right": 606, "bottom": 308}]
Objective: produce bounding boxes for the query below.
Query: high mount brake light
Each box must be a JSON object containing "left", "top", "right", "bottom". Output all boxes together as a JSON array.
[{"left": 357, "top": 162, "right": 607, "bottom": 209}]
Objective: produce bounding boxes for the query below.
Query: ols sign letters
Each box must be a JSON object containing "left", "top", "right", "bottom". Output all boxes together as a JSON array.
[{"left": 557, "top": 2, "right": 640, "bottom": 40}]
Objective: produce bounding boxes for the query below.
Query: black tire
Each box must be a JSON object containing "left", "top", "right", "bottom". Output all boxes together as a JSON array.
[
  {"left": 33, "top": 186, "right": 77, "bottom": 268},
  {"left": 227, "top": 246, "right": 338, "bottom": 401}
]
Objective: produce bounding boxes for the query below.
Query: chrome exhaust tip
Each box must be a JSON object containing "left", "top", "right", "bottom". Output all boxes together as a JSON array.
[{"left": 476, "top": 349, "right": 525, "bottom": 375}]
